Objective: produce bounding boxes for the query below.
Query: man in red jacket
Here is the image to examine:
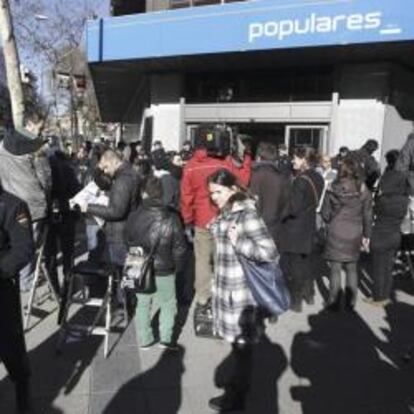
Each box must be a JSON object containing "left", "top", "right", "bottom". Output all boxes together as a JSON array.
[{"left": 180, "top": 143, "right": 252, "bottom": 309}]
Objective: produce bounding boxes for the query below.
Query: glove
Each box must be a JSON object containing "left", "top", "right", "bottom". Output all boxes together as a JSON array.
[{"left": 185, "top": 224, "right": 194, "bottom": 244}]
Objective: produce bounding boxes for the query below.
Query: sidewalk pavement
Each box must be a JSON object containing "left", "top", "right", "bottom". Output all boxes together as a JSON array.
[{"left": 2, "top": 273, "right": 414, "bottom": 414}]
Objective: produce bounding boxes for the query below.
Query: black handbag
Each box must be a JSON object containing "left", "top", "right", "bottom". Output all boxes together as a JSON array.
[
  {"left": 122, "top": 221, "right": 165, "bottom": 294},
  {"left": 237, "top": 254, "right": 291, "bottom": 316},
  {"left": 193, "top": 303, "right": 222, "bottom": 339}
]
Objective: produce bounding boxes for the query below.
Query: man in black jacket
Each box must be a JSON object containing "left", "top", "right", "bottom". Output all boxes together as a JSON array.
[
  {"left": 79, "top": 149, "right": 141, "bottom": 267},
  {"left": 250, "top": 141, "right": 290, "bottom": 245},
  {"left": 0, "top": 186, "right": 35, "bottom": 413}
]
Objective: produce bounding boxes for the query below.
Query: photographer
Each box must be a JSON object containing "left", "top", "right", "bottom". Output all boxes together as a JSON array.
[
  {"left": 180, "top": 129, "right": 252, "bottom": 310},
  {"left": 79, "top": 149, "right": 141, "bottom": 268}
]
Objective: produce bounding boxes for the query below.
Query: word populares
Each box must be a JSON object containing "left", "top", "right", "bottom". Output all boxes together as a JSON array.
[{"left": 249, "top": 11, "right": 382, "bottom": 43}]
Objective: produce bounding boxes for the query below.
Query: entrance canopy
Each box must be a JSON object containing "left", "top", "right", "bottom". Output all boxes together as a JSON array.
[
  {"left": 87, "top": 0, "right": 414, "bottom": 63},
  {"left": 85, "top": 0, "right": 414, "bottom": 121}
]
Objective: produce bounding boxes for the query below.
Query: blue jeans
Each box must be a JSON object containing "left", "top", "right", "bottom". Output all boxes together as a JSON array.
[
  {"left": 107, "top": 243, "right": 127, "bottom": 267},
  {"left": 86, "top": 221, "right": 106, "bottom": 262},
  {"left": 86, "top": 222, "right": 99, "bottom": 251}
]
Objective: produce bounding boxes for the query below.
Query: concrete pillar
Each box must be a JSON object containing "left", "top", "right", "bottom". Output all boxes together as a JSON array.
[
  {"left": 149, "top": 73, "right": 183, "bottom": 150},
  {"left": 330, "top": 63, "right": 390, "bottom": 159}
]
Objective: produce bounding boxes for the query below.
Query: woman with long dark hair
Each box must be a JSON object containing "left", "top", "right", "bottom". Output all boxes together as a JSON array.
[
  {"left": 279, "top": 147, "right": 324, "bottom": 312},
  {"left": 322, "top": 158, "right": 372, "bottom": 311},
  {"left": 207, "top": 168, "right": 278, "bottom": 412}
]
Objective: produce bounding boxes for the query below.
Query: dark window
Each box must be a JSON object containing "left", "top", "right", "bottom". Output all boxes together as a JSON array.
[{"left": 185, "top": 68, "right": 333, "bottom": 103}]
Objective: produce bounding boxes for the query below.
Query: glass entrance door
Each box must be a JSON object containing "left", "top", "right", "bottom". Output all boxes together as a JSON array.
[{"left": 285, "top": 125, "right": 328, "bottom": 155}]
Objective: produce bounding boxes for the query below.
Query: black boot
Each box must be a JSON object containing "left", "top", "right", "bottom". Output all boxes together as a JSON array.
[
  {"left": 290, "top": 291, "right": 303, "bottom": 312},
  {"left": 325, "top": 290, "right": 342, "bottom": 312},
  {"left": 344, "top": 288, "right": 356, "bottom": 312},
  {"left": 15, "top": 380, "right": 34, "bottom": 414},
  {"left": 290, "top": 299, "right": 303, "bottom": 313},
  {"left": 208, "top": 388, "right": 245, "bottom": 412},
  {"left": 303, "top": 281, "right": 315, "bottom": 305}
]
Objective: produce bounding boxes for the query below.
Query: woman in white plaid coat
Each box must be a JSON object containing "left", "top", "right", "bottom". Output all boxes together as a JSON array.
[{"left": 207, "top": 168, "right": 278, "bottom": 412}]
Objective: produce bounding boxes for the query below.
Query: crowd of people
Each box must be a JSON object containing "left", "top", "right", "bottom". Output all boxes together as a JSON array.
[{"left": 1, "top": 117, "right": 414, "bottom": 413}]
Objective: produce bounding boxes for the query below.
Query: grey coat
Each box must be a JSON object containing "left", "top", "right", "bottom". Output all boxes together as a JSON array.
[
  {"left": 322, "top": 179, "right": 372, "bottom": 262},
  {"left": 0, "top": 140, "right": 48, "bottom": 222}
]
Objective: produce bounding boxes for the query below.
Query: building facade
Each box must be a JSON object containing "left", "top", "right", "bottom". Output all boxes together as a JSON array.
[{"left": 86, "top": 0, "right": 414, "bottom": 161}]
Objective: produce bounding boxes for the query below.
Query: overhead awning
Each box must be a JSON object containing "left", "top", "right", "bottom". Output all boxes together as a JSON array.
[
  {"left": 85, "top": 0, "right": 414, "bottom": 121},
  {"left": 87, "top": 0, "right": 414, "bottom": 63}
]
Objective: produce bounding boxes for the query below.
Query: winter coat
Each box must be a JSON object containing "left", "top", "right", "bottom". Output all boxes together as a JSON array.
[
  {"left": 396, "top": 133, "right": 414, "bottom": 195},
  {"left": 180, "top": 149, "right": 252, "bottom": 228},
  {"left": 322, "top": 178, "right": 372, "bottom": 262},
  {"left": 49, "top": 153, "right": 81, "bottom": 216},
  {"left": 0, "top": 189, "right": 34, "bottom": 279},
  {"left": 153, "top": 169, "right": 180, "bottom": 210},
  {"left": 279, "top": 169, "right": 324, "bottom": 254},
  {"left": 351, "top": 148, "right": 380, "bottom": 191},
  {"left": 209, "top": 198, "right": 278, "bottom": 344},
  {"left": 124, "top": 199, "right": 187, "bottom": 275},
  {"left": 0, "top": 129, "right": 48, "bottom": 221},
  {"left": 371, "top": 170, "right": 408, "bottom": 252},
  {"left": 88, "top": 162, "right": 141, "bottom": 244},
  {"left": 250, "top": 161, "right": 290, "bottom": 245}
]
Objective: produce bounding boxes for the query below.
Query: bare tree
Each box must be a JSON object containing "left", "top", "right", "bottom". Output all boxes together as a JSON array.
[
  {"left": 10, "top": 0, "right": 107, "bottom": 141},
  {"left": 0, "top": 0, "right": 24, "bottom": 128}
]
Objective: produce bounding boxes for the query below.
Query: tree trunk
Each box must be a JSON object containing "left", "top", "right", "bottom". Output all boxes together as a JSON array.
[{"left": 0, "top": 0, "right": 25, "bottom": 128}]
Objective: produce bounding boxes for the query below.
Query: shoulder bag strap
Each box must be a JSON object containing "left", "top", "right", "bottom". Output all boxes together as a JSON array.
[{"left": 299, "top": 174, "right": 319, "bottom": 208}]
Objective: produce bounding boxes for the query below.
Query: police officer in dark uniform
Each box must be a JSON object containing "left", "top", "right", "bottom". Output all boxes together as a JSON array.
[{"left": 0, "top": 184, "right": 35, "bottom": 413}]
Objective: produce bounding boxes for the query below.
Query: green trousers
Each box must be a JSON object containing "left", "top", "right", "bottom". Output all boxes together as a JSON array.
[{"left": 135, "top": 274, "right": 177, "bottom": 346}]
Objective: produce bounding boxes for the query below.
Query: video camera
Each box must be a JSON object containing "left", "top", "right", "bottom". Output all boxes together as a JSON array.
[{"left": 192, "top": 124, "right": 233, "bottom": 158}]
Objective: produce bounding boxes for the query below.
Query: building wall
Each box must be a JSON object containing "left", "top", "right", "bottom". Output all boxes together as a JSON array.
[
  {"left": 149, "top": 73, "right": 184, "bottom": 150},
  {"left": 142, "top": 62, "right": 414, "bottom": 152},
  {"left": 147, "top": 103, "right": 182, "bottom": 150},
  {"left": 329, "top": 63, "right": 391, "bottom": 158},
  {"left": 330, "top": 99, "right": 386, "bottom": 159},
  {"left": 382, "top": 105, "right": 413, "bottom": 165}
]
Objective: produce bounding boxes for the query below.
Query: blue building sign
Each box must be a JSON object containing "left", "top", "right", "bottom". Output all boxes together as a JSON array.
[{"left": 87, "top": 0, "right": 414, "bottom": 63}]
